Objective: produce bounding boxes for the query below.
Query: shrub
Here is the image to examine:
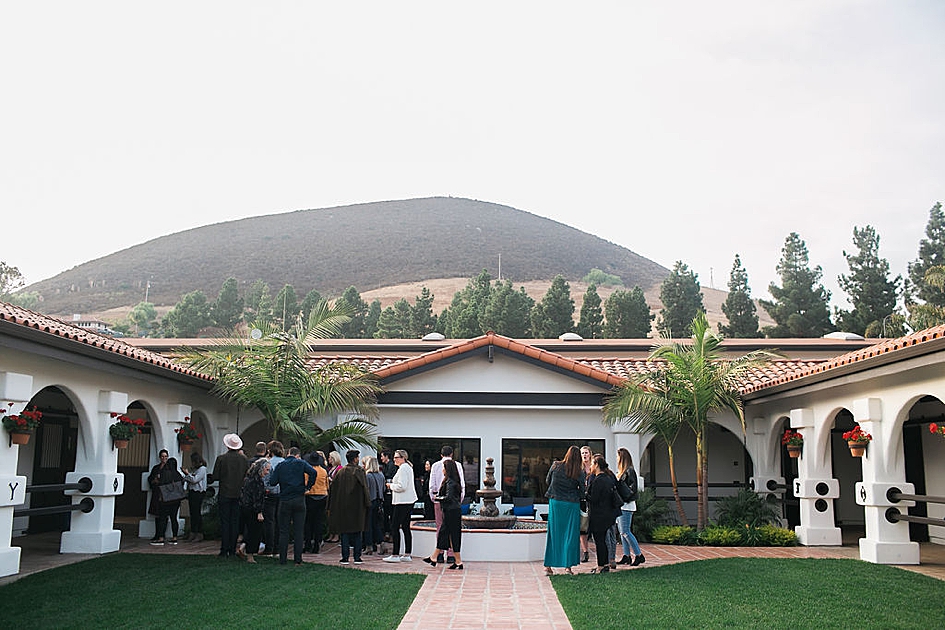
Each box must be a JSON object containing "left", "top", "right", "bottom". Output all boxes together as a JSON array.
[
  {"left": 699, "top": 525, "right": 744, "bottom": 546},
  {"left": 651, "top": 525, "right": 696, "bottom": 545},
  {"left": 714, "top": 488, "right": 779, "bottom": 527},
  {"left": 757, "top": 524, "right": 798, "bottom": 546},
  {"left": 631, "top": 488, "right": 671, "bottom": 542}
]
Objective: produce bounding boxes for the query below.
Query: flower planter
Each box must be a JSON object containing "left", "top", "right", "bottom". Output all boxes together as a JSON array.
[
  {"left": 848, "top": 440, "right": 868, "bottom": 457},
  {"left": 179, "top": 439, "right": 193, "bottom": 452},
  {"left": 9, "top": 430, "right": 32, "bottom": 446},
  {"left": 113, "top": 438, "right": 130, "bottom": 449},
  {"left": 786, "top": 445, "right": 802, "bottom": 459}
]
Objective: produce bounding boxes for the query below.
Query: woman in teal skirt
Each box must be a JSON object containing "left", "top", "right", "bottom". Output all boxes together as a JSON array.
[{"left": 543, "top": 446, "right": 585, "bottom": 575}]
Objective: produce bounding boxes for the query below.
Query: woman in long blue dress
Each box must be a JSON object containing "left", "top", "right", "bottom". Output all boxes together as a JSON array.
[{"left": 543, "top": 446, "right": 585, "bottom": 575}]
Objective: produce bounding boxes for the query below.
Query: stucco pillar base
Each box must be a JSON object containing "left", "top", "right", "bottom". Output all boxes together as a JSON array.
[
  {"left": 0, "top": 546, "right": 21, "bottom": 578},
  {"left": 795, "top": 525, "right": 842, "bottom": 546},
  {"left": 859, "top": 538, "right": 919, "bottom": 565},
  {"left": 60, "top": 530, "right": 121, "bottom": 554}
]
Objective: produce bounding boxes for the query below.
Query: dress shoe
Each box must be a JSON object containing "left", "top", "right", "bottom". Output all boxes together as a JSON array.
[
  {"left": 447, "top": 563, "right": 463, "bottom": 570},
  {"left": 618, "top": 555, "right": 631, "bottom": 565},
  {"left": 632, "top": 553, "right": 646, "bottom": 566}
]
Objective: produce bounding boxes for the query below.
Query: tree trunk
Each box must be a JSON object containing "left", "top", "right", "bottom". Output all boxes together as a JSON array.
[
  {"left": 667, "top": 445, "right": 688, "bottom": 526},
  {"left": 695, "top": 432, "right": 706, "bottom": 530},
  {"left": 700, "top": 438, "right": 709, "bottom": 531}
]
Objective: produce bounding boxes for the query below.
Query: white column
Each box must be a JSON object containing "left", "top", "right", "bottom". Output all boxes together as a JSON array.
[
  {"left": 747, "top": 416, "right": 786, "bottom": 505},
  {"left": 60, "top": 390, "right": 127, "bottom": 554},
  {"left": 0, "top": 371, "right": 33, "bottom": 577},
  {"left": 853, "top": 397, "right": 920, "bottom": 564},
  {"left": 791, "top": 408, "right": 842, "bottom": 545}
]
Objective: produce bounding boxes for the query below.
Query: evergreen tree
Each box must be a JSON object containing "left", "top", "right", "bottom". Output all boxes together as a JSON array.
[
  {"left": 244, "top": 280, "right": 273, "bottom": 324},
  {"left": 364, "top": 299, "right": 382, "bottom": 339},
  {"left": 604, "top": 286, "right": 653, "bottom": 338},
  {"left": 657, "top": 261, "right": 705, "bottom": 338},
  {"left": 576, "top": 283, "right": 604, "bottom": 339},
  {"left": 531, "top": 275, "right": 575, "bottom": 338},
  {"left": 336, "top": 286, "right": 369, "bottom": 338},
  {"left": 410, "top": 287, "right": 437, "bottom": 337},
  {"left": 275, "top": 284, "right": 300, "bottom": 331},
  {"left": 481, "top": 280, "right": 534, "bottom": 337},
  {"left": 760, "top": 232, "right": 833, "bottom": 338},
  {"left": 211, "top": 277, "right": 244, "bottom": 329},
  {"left": 835, "top": 225, "right": 900, "bottom": 336},
  {"left": 719, "top": 255, "right": 760, "bottom": 338},
  {"left": 440, "top": 270, "right": 493, "bottom": 338},
  {"left": 907, "top": 202, "right": 945, "bottom": 308},
  {"left": 375, "top": 299, "right": 412, "bottom": 338},
  {"left": 161, "top": 290, "right": 212, "bottom": 337},
  {"left": 299, "top": 289, "right": 323, "bottom": 322}
]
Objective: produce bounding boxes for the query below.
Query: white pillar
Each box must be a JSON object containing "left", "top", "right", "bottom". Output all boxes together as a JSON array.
[
  {"left": 791, "top": 408, "right": 842, "bottom": 545},
  {"left": 853, "top": 397, "right": 920, "bottom": 564},
  {"left": 0, "top": 371, "right": 33, "bottom": 577}
]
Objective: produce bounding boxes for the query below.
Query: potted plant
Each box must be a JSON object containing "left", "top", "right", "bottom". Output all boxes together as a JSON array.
[
  {"left": 781, "top": 428, "right": 804, "bottom": 458},
  {"left": 175, "top": 417, "right": 202, "bottom": 451},
  {"left": 930, "top": 423, "right": 945, "bottom": 439},
  {"left": 843, "top": 425, "right": 872, "bottom": 457},
  {"left": 108, "top": 412, "right": 145, "bottom": 449},
  {"left": 2, "top": 404, "right": 43, "bottom": 446}
]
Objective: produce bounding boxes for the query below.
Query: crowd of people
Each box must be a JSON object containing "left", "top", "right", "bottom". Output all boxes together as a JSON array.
[
  {"left": 148, "top": 434, "right": 639, "bottom": 574},
  {"left": 543, "top": 445, "right": 645, "bottom": 575}
]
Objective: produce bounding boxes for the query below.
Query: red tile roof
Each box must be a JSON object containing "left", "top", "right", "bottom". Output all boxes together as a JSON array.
[{"left": 0, "top": 302, "right": 212, "bottom": 382}]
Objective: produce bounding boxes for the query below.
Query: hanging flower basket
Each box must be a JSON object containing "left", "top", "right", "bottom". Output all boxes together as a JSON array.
[
  {"left": 930, "top": 423, "right": 945, "bottom": 440},
  {"left": 175, "top": 417, "right": 202, "bottom": 451},
  {"left": 843, "top": 425, "right": 872, "bottom": 457},
  {"left": 113, "top": 438, "right": 130, "bottom": 449},
  {"left": 3, "top": 405, "right": 43, "bottom": 447},
  {"left": 781, "top": 429, "right": 804, "bottom": 458},
  {"left": 109, "top": 412, "right": 145, "bottom": 449}
]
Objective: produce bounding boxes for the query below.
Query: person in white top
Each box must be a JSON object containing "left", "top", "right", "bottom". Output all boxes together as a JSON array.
[
  {"left": 383, "top": 449, "right": 418, "bottom": 563},
  {"left": 428, "top": 445, "right": 465, "bottom": 562}
]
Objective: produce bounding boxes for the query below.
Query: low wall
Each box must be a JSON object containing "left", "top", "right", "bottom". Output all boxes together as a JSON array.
[{"left": 410, "top": 520, "right": 547, "bottom": 562}]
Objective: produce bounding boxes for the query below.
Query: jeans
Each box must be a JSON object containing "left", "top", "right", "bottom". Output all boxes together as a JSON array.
[
  {"left": 278, "top": 495, "right": 306, "bottom": 564},
  {"left": 618, "top": 509, "right": 642, "bottom": 556},
  {"left": 364, "top": 498, "right": 383, "bottom": 549},
  {"left": 390, "top": 503, "right": 412, "bottom": 555},
  {"left": 304, "top": 495, "right": 326, "bottom": 551},
  {"left": 218, "top": 495, "right": 241, "bottom": 556},
  {"left": 341, "top": 531, "right": 363, "bottom": 562},
  {"left": 263, "top": 495, "right": 280, "bottom": 553},
  {"left": 155, "top": 502, "right": 180, "bottom": 540}
]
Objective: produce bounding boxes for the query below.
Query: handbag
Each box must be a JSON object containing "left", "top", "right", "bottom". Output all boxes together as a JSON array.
[
  {"left": 158, "top": 479, "right": 187, "bottom": 502},
  {"left": 579, "top": 510, "right": 589, "bottom": 533}
]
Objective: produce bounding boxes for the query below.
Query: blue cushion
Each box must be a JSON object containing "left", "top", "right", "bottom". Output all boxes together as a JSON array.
[
  {"left": 512, "top": 505, "right": 534, "bottom": 516},
  {"left": 461, "top": 503, "right": 470, "bottom": 515}
]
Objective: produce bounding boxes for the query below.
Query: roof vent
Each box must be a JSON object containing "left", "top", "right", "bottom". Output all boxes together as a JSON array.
[
  {"left": 558, "top": 332, "right": 584, "bottom": 341},
  {"left": 422, "top": 332, "right": 446, "bottom": 341},
  {"left": 823, "top": 331, "right": 865, "bottom": 340}
]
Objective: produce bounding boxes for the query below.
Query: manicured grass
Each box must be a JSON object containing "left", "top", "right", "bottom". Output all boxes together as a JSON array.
[
  {"left": 554, "top": 558, "right": 945, "bottom": 629},
  {"left": 0, "top": 553, "right": 423, "bottom": 629}
]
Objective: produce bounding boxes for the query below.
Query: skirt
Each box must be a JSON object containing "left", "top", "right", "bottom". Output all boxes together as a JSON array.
[{"left": 543, "top": 498, "right": 581, "bottom": 568}]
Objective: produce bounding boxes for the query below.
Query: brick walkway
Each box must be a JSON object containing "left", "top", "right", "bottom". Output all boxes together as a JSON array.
[{"left": 5, "top": 533, "right": 945, "bottom": 628}]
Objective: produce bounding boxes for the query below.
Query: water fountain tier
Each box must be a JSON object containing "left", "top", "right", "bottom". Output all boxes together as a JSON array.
[{"left": 462, "top": 456, "right": 517, "bottom": 529}]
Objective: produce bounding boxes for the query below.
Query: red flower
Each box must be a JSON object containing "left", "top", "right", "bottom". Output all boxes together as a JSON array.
[{"left": 843, "top": 425, "right": 872, "bottom": 442}]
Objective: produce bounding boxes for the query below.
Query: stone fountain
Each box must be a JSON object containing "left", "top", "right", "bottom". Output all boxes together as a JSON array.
[{"left": 462, "top": 457, "right": 517, "bottom": 529}]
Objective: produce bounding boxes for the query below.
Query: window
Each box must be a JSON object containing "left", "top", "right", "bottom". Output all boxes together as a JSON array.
[
  {"left": 378, "top": 437, "right": 481, "bottom": 497},
  {"left": 501, "top": 439, "right": 605, "bottom": 503}
]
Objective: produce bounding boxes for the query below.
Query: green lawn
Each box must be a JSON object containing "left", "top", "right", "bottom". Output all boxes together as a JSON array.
[
  {"left": 554, "top": 557, "right": 945, "bottom": 629},
  {"left": 0, "top": 553, "right": 424, "bottom": 629}
]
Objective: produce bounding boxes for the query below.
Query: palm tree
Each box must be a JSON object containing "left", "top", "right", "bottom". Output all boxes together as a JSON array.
[
  {"left": 182, "top": 300, "right": 383, "bottom": 451},
  {"left": 603, "top": 370, "right": 688, "bottom": 525},
  {"left": 604, "top": 313, "right": 778, "bottom": 529}
]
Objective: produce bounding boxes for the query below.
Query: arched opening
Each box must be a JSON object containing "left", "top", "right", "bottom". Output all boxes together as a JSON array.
[
  {"left": 829, "top": 409, "right": 865, "bottom": 539},
  {"left": 114, "top": 401, "right": 154, "bottom": 527},
  {"left": 180, "top": 410, "right": 210, "bottom": 460},
  {"left": 13, "top": 387, "right": 79, "bottom": 536},
  {"left": 776, "top": 415, "right": 800, "bottom": 527},
  {"left": 903, "top": 395, "right": 945, "bottom": 544}
]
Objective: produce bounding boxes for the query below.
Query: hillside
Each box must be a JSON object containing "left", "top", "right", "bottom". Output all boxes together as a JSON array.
[{"left": 27, "top": 197, "right": 670, "bottom": 315}]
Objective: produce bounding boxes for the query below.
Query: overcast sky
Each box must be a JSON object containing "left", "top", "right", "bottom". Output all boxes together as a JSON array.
[{"left": 3, "top": 2, "right": 943, "bottom": 310}]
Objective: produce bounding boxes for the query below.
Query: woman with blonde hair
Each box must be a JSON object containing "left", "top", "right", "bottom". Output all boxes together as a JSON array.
[
  {"left": 616, "top": 447, "right": 645, "bottom": 566},
  {"left": 543, "top": 446, "right": 585, "bottom": 575},
  {"left": 383, "top": 449, "right": 418, "bottom": 563}
]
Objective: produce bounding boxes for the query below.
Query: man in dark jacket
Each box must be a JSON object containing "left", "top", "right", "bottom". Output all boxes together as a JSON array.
[
  {"left": 267, "top": 446, "right": 317, "bottom": 565},
  {"left": 327, "top": 450, "right": 371, "bottom": 564},
  {"left": 212, "top": 433, "right": 249, "bottom": 558}
]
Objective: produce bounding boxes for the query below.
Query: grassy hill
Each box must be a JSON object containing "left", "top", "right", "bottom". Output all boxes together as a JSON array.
[{"left": 26, "top": 197, "right": 671, "bottom": 316}]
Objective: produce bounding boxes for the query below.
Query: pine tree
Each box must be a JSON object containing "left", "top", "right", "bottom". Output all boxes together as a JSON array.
[
  {"left": 760, "top": 232, "right": 833, "bottom": 338},
  {"left": 657, "top": 261, "right": 705, "bottom": 338},
  {"left": 244, "top": 280, "right": 273, "bottom": 324},
  {"left": 576, "top": 283, "right": 604, "bottom": 339},
  {"left": 337, "top": 286, "right": 369, "bottom": 338},
  {"left": 161, "top": 290, "right": 212, "bottom": 337},
  {"left": 211, "top": 277, "right": 244, "bottom": 329},
  {"left": 481, "top": 280, "right": 533, "bottom": 337},
  {"left": 531, "top": 275, "right": 575, "bottom": 338},
  {"left": 908, "top": 202, "right": 945, "bottom": 308},
  {"left": 719, "top": 255, "right": 760, "bottom": 338},
  {"left": 375, "top": 299, "right": 412, "bottom": 338},
  {"left": 299, "top": 289, "right": 323, "bottom": 322},
  {"left": 410, "top": 287, "right": 437, "bottom": 337},
  {"left": 603, "top": 286, "right": 653, "bottom": 338},
  {"left": 364, "top": 299, "right": 382, "bottom": 339},
  {"left": 835, "top": 225, "right": 900, "bottom": 336},
  {"left": 274, "top": 284, "right": 300, "bottom": 331},
  {"left": 441, "top": 270, "right": 493, "bottom": 338}
]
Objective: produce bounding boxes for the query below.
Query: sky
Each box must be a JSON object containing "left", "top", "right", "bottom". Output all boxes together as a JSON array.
[{"left": 3, "top": 2, "right": 944, "bottom": 310}]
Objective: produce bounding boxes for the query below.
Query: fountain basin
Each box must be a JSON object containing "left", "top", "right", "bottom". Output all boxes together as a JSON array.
[{"left": 410, "top": 519, "right": 547, "bottom": 562}]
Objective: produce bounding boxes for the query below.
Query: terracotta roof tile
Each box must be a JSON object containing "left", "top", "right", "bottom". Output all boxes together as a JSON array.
[{"left": 0, "top": 302, "right": 211, "bottom": 382}]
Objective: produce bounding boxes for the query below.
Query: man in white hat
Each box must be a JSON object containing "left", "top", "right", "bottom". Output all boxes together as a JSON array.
[{"left": 213, "top": 433, "right": 248, "bottom": 558}]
